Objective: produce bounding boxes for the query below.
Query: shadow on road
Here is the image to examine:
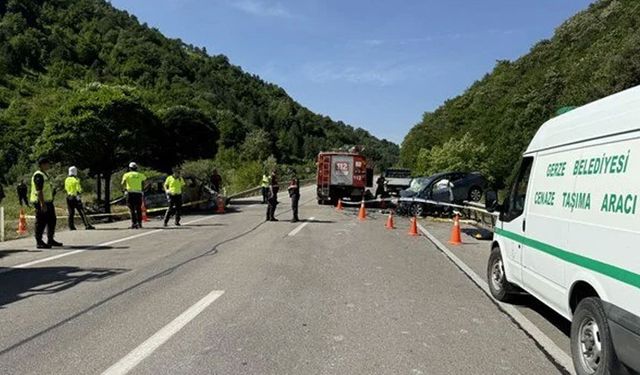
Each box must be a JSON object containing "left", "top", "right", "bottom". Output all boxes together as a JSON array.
[
  {"left": 0, "top": 250, "right": 37, "bottom": 259},
  {"left": 230, "top": 199, "right": 264, "bottom": 206},
  {"left": 510, "top": 295, "right": 571, "bottom": 336},
  {"left": 0, "top": 266, "right": 128, "bottom": 309}
]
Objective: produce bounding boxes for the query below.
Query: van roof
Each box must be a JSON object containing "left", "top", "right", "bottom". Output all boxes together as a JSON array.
[{"left": 526, "top": 85, "right": 640, "bottom": 153}]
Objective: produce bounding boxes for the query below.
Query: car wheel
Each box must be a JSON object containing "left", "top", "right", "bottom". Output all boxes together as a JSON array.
[
  {"left": 487, "top": 247, "right": 516, "bottom": 302},
  {"left": 571, "top": 297, "right": 625, "bottom": 375},
  {"left": 469, "top": 186, "right": 483, "bottom": 202},
  {"left": 410, "top": 203, "right": 425, "bottom": 217}
]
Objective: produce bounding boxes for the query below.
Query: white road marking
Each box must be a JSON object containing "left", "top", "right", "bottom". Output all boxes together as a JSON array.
[
  {"left": 0, "top": 215, "right": 216, "bottom": 273},
  {"left": 287, "top": 217, "right": 315, "bottom": 237},
  {"left": 101, "top": 289, "right": 225, "bottom": 375},
  {"left": 417, "top": 223, "right": 576, "bottom": 375}
]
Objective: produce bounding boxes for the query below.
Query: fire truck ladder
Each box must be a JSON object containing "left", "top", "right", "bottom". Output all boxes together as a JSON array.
[{"left": 320, "top": 156, "right": 331, "bottom": 200}]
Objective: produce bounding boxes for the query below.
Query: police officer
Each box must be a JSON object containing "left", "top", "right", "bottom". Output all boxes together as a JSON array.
[
  {"left": 266, "top": 171, "right": 279, "bottom": 222},
  {"left": 260, "top": 173, "right": 270, "bottom": 204},
  {"left": 121, "top": 162, "right": 147, "bottom": 229},
  {"left": 288, "top": 172, "right": 300, "bottom": 223},
  {"left": 65, "top": 166, "right": 95, "bottom": 230},
  {"left": 163, "top": 168, "right": 185, "bottom": 227},
  {"left": 31, "top": 157, "right": 63, "bottom": 249}
]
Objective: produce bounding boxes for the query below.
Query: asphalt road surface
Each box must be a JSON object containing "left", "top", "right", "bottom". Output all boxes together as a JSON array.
[{"left": 0, "top": 186, "right": 564, "bottom": 374}]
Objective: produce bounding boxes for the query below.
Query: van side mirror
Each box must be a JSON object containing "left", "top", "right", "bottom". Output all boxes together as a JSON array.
[{"left": 485, "top": 190, "right": 500, "bottom": 212}]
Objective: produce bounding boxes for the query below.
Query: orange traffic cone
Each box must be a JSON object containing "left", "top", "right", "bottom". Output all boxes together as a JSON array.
[
  {"left": 449, "top": 214, "right": 462, "bottom": 245},
  {"left": 216, "top": 196, "right": 225, "bottom": 214},
  {"left": 408, "top": 216, "right": 419, "bottom": 236},
  {"left": 385, "top": 212, "right": 395, "bottom": 229},
  {"left": 358, "top": 201, "right": 367, "bottom": 221},
  {"left": 141, "top": 201, "right": 149, "bottom": 222},
  {"left": 16, "top": 209, "right": 27, "bottom": 235},
  {"left": 336, "top": 199, "right": 344, "bottom": 211}
]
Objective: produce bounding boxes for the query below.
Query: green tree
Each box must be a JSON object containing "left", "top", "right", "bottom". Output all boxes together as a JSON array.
[
  {"left": 415, "top": 133, "right": 490, "bottom": 178},
  {"left": 35, "top": 84, "right": 159, "bottom": 212},
  {"left": 159, "top": 105, "right": 219, "bottom": 169},
  {"left": 240, "top": 128, "right": 272, "bottom": 161}
]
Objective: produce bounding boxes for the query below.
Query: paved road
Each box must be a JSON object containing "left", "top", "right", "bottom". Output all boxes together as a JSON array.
[{"left": 0, "top": 186, "right": 564, "bottom": 374}]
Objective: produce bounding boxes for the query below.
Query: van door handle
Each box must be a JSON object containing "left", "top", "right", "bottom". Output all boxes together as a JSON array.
[{"left": 522, "top": 219, "right": 526, "bottom": 232}]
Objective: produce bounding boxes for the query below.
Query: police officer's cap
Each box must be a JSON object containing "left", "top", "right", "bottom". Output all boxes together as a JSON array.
[{"left": 37, "top": 156, "right": 50, "bottom": 165}]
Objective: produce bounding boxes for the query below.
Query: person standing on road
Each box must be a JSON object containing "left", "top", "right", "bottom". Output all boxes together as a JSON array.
[
  {"left": 375, "top": 175, "right": 386, "bottom": 199},
  {"left": 260, "top": 173, "right": 270, "bottom": 204},
  {"left": 16, "top": 180, "right": 29, "bottom": 207},
  {"left": 121, "top": 162, "right": 147, "bottom": 229},
  {"left": 163, "top": 169, "right": 185, "bottom": 227},
  {"left": 210, "top": 169, "right": 222, "bottom": 193},
  {"left": 31, "top": 157, "right": 63, "bottom": 249},
  {"left": 266, "top": 171, "right": 279, "bottom": 222},
  {"left": 288, "top": 172, "right": 300, "bottom": 223},
  {"left": 65, "top": 166, "right": 95, "bottom": 231}
]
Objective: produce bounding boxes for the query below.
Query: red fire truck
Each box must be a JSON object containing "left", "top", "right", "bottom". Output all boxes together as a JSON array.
[{"left": 316, "top": 151, "right": 373, "bottom": 204}]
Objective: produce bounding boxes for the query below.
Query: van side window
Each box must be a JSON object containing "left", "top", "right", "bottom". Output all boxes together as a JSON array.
[{"left": 503, "top": 157, "right": 534, "bottom": 222}]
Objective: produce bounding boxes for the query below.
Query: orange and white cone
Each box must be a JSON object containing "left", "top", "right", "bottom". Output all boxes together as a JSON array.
[
  {"left": 336, "top": 199, "right": 344, "bottom": 211},
  {"left": 16, "top": 209, "right": 27, "bottom": 235},
  {"left": 358, "top": 201, "right": 367, "bottom": 221},
  {"left": 449, "top": 214, "right": 462, "bottom": 245},
  {"left": 216, "top": 196, "right": 225, "bottom": 214},
  {"left": 408, "top": 216, "right": 419, "bottom": 236},
  {"left": 141, "top": 201, "right": 149, "bottom": 222},
  {"left": 385, "top": 212, "right": 395, "bottom": 229}
]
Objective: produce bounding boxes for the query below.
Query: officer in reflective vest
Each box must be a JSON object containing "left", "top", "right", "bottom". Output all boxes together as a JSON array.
[
  {"left": 31, "top": 157, "right": 63, "bottom": 249},
  {"left": 288, "top": 172, "right": 300, "bottom": 223},
  {"left": 121, "top": 162, "right": 147, "bottom": 229},
  {"left": 163, "top": 169, "right": 185, "bottom": 227},
  {"left": 65, "top": 166, "right": 95, "bottom": 231},
  {"left": 261, "top": 174, "right": 270, "bottom": 204}
]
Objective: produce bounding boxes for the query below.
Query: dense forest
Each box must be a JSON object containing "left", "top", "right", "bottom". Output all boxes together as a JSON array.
[
  {"left": 401, "top": 0, "right": 640, "bottom": 187},
  {"left": 0, "top": 0, "right": 398, "bottom": 190}
]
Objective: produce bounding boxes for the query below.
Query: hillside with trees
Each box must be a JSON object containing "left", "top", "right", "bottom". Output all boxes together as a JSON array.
[
  {"left": 401, "top": 0, "right": 640, "bottom": 187},
  {"left": 0, "top": 0, "right": 398, "bottom": 201}
]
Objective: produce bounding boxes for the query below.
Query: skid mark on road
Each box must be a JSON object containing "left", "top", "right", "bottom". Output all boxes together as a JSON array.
[{"left": 102, "top": 289, "right": 225, "bottom": 375}]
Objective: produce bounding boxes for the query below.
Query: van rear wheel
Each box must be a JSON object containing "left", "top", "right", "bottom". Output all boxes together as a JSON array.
[
  {"left": 571, "top": 298, "right": 625, "bottom": 375},
  {"left": 487, "top": 247, "right": 516, "bottom": 302}
]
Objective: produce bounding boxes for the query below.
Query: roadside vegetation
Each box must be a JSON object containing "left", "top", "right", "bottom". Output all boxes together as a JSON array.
[{"left": 402, "top": 0, "right": 640, "bottom": 188}]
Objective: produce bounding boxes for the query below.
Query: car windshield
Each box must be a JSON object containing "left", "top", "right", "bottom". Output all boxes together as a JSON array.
[{"left": 406, "top": 177, "right": 430, "bottom": 192}]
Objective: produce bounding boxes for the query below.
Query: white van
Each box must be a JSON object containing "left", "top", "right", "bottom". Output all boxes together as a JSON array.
[{"left": 485, "top": 86, "right": 640, "bottom": 375}]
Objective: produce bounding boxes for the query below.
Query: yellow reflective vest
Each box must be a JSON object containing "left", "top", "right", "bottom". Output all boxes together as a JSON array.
[
  {"left": 65, "top": 176, "right": 83, "bottom": 196},
  {"left": 122, "top": 171, "right": 147, "bottom": 192},
  {"left": 164, "top": 175, "right": 185, "bottom": 195},
  {"left": 30, "top": 170, "right": 53, "bottom": 203}
]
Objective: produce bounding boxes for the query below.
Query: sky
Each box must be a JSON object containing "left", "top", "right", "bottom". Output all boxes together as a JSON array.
[{"left": 109, "top": 0, "right": 594, "bottom": 144}]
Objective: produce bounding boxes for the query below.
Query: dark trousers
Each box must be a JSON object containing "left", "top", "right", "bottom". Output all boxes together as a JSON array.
[
  {"left": 163, "top": 194, "right": 182, "bottom": 224},
  {"left": 67, "top": 196, "right": 91, "bottom": 229},
  {"left": 266, "top": 198, "right": 278, "bottom": 220},
  {"left": 34, "top": 202, "right": 56, "bottom": 244},
  {"left": 127, "top": 192, "right": 143, "bottom": 226},
  {"left": 18, "top": 194, "right": 29, "bottom": 206},
  {"left": 291, "top": 195, "right": 300, "bottom": 220},
  {"left": 261, "top": 187, "right": 268, "bottom": 203}
]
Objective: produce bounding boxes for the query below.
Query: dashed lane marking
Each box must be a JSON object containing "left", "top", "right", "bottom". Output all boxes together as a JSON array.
[
  {"left": 101, "top": 289, "right": 225, "bottom": 375},
  {"left": 0, "top": 215, "right": 216, "bottom": 274},
  {"left": 287, "top": 217, "right": 316, "bottom": 237}
]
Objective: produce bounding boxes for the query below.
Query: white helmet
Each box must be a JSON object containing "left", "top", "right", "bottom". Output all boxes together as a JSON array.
[
  {"left": 129, "top": 162, "right": 138, "bottom": 169},
  {"left": 68, "top": 166, "right": 78, "bottom": 176}
]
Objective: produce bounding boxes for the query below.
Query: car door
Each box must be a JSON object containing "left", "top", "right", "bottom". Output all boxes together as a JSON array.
[{"left": 497, "top": 156, "right": 535, "bottom": 285}]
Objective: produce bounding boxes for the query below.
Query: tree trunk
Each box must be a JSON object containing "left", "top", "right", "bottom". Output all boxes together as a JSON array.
[
  {"left": 104, "top": 172, "right": 111, "bottom": 215},
  {"left": 96, "top": 174, "right": 102, "bottom": 202}
]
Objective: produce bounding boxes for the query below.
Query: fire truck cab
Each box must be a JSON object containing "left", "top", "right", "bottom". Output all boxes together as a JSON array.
[{"left": 316, "top": 151, "right": 373, "bottom": 205}]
